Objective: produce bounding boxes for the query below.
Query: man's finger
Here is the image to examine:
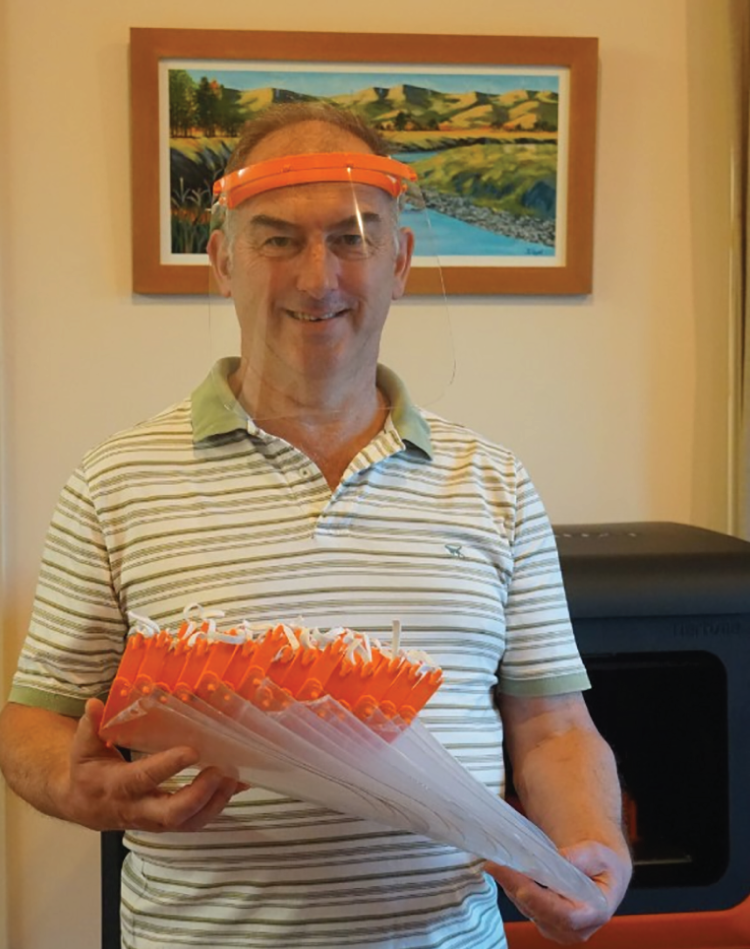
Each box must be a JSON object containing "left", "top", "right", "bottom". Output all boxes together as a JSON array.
[
  {"left": 560, "top": 841, "right": 615, "bottom": 881},
  {"left": 486, "top": 863, "right": 543, "bottom": 920},
  {"left": 486, "top": 862, "right": 529, "bottom": 893},
  {"left": 125, "top": 746, "right": 201, "bottom": 797},
  {"left": 84, "top": 697, "right": 106, "bottom": 726},
  {"left": 487, "top": 863, "right": 544, "bottom": 905},
  {"left": 133, "top": 767, "right": 235, "bottom": 831},
  {"left": 487, "top": 863, "right": 596, "bottom": 930},
  {"left": 71, "top": 698, "right": 122, "bottom": 761},
  {"left": 175, "top": 775, "right": 242, "bottom": 832}
]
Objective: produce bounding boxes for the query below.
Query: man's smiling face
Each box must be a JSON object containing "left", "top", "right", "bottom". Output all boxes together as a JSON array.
[{"left": 209, "top": 122, "right": 413, "bottom": 395}]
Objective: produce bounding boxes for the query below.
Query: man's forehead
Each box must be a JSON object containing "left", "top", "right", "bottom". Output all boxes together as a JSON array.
[{"left": 239, "top": 179, "right": 394, "bottom": 225}]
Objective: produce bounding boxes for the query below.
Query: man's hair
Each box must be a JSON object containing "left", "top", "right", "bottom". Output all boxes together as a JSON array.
[{"left": 224, "top": 101, "right": 391, "bottom": 174}]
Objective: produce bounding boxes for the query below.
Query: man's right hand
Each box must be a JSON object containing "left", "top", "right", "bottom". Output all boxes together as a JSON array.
[
  {"left": 64, "top": 698, "right": 243, "bottom": 832},
  {"left": 0, "top": 699, "right": 243, "bottom": 833}
]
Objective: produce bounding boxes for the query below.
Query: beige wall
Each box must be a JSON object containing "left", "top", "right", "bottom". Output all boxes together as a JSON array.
[
  {"left": 1, "top": 0, "right": 11, "bottom": 942},
  {"left": 0, "top": 1, "right": 734, "bottom": 946}
]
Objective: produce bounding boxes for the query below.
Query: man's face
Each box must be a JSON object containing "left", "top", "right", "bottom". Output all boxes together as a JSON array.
[{"left": 208, "top": 123, "right": 414, "bottom": 392}]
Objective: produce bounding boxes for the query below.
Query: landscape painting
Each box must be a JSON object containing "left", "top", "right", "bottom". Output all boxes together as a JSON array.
[
  {"left": 161, "top": 64, "right": 567, "bottom": 267},
  {"left": 131, "top": 30, "right": 597, "bottom": 294}
]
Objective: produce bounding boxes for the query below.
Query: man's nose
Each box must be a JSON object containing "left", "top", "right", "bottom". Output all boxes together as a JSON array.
[{"left": 294, "top": 238, "right": 339, "bottom": 298}]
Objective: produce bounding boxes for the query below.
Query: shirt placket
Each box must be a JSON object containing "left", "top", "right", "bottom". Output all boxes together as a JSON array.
[{"left": 314, "top": 424, "right": 405, "bottom": 541}]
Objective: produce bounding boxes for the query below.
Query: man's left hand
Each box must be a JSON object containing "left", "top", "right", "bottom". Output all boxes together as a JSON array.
[{"left": 487, "top": 839, "right": 632, "bottom": 944}]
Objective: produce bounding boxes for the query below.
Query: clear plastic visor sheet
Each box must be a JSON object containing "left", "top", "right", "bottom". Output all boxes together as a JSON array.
[{"left": 207, "top": 151, "right": 454, "bottom": 423}]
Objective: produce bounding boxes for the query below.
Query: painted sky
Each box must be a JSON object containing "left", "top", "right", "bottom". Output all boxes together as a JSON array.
[{"left": 179, "top": 66, "right": 560, "bottom": 98}]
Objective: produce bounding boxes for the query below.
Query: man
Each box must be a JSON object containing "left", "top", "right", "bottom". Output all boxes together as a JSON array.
[{"left": 0, "top": 102, "right": 631, "bottom": 948}]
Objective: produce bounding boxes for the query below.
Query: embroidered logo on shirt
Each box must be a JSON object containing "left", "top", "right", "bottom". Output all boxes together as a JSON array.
[{"left": 445, "top": 543, "right": 465, "bottom": 559}]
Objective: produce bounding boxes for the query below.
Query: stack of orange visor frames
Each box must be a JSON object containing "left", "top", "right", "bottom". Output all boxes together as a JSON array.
[
  {"left": 101, "top": 611, "right": 441, "bottom": 732},
  {"left": 99, "top": 606, "right": 605, "bottom": 911}
]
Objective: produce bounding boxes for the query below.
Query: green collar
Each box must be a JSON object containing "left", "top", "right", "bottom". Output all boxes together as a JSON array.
[{"left": 191, "top": 358, "right": 433, "bottom": 458}]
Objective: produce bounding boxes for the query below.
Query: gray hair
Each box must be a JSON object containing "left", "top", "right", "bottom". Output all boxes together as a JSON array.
[{"left": 225, "top": 101, "right": 390, "bottom": 174}]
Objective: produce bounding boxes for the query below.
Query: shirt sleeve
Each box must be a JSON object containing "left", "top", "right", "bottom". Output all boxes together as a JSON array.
[
  {"left": 496, "top": 461, "right": 590, "bottom": 697},
  {"left": 8, "top": 465, "right": 127, "bottom": 717}
]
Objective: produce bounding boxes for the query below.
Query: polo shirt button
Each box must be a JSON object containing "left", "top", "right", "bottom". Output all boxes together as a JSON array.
[{"left": 301, "top": 468, "right": 310, "bottom": 477}]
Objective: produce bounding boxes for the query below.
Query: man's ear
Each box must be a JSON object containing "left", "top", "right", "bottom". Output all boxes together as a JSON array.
[
  {"left": 391, "top": 227, "right": 414, "bottom": 301},
  {"left": 207, "top": 229, "right": 233, "bottom": 298}
]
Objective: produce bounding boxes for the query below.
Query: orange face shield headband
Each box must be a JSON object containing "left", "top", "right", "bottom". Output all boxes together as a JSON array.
[{"left": 212, "top": 152, "right": 418, "bottom": 210}]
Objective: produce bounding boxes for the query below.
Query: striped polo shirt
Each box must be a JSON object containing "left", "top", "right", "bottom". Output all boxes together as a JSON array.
[{"left": 10, "top": 358, "right": 589, "bottom": 949}]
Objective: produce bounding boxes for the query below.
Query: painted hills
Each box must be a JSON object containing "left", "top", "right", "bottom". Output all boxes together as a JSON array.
[{"left": 168, "top": 71, "right": 559, "bottom": 140}]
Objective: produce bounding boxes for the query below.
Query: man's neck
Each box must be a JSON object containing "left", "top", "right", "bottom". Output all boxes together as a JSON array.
[{"left": 230, "top": 363, "right": 389, "bottom": 489}]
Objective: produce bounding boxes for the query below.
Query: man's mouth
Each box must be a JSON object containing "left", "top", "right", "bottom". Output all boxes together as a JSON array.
[{"left": 287, "top": 309, "right": 344, "bottom": 323}]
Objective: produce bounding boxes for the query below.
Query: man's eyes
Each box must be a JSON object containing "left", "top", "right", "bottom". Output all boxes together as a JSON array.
[
  {"left": 336, "top": 232, "right": 364, "bottom": 244},
  {"left": 253, "top": 234, "right": 299, "bottom": 257},
  {"left": 263, "top": 235, "right": 296, "bottom": 248},
  {"left": 251, "top": 230, "right": 379, "bottom": 258}
]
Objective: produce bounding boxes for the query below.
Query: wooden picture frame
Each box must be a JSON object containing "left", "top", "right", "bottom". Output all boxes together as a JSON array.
[{"left": 130, "top": 28, "right": 598, "bottom": 295}]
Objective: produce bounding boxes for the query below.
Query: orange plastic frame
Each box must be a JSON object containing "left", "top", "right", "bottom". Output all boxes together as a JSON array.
[{"left": 213, "top": 152, "right": 418, "bottom": 208}]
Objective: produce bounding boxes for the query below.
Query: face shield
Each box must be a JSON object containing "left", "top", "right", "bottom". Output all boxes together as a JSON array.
[{"left": 205, "top": 147, "right": 454, "bottom": 426}]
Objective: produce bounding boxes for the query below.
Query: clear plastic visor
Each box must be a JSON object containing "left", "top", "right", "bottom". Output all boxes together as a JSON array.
[{"left": 206, "top": 151, "right": 454, "bottom": 426}]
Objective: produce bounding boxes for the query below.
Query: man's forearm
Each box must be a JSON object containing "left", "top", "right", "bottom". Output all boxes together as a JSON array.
[
  {"left": 492, "top": 693, "right": 632, "bottom": 939},
  {"left": 0, "top": 702, "right": 78, "bottom": 820},
  {"left": 513, "top": 723, "right": 630, "bottom": 859}
]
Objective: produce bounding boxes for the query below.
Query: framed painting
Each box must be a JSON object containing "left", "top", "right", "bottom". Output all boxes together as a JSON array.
[{"left": 130, "top": 28, "right": 598, "bottom": 295}]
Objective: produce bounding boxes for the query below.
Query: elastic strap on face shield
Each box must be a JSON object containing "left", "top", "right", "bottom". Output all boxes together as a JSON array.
[{"left": 213, "top": 152, "right": 418, "bottom": 210}]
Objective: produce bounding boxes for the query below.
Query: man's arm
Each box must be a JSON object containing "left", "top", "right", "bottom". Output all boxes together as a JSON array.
[
  {"left": 0, "top": 699, "right": 241, "bottom": 832},
  {"left": 488, "top": 691, "right": 632, "bottom": 944}
]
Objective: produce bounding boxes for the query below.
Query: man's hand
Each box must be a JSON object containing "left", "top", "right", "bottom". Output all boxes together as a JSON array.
[
  {"left": 487, "top": 840, "right": 632, "bottom": 944},
  {"left": 63, "top": 698, "right": 243, "bottom": 832},
  {"left": 0, "top": 699, "right": 243, "bottom": 833}
]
